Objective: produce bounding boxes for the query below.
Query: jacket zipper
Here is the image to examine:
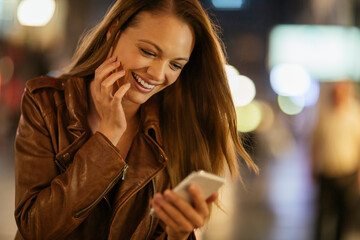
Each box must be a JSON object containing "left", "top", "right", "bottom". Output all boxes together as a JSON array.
[
  {"left": 74, "top": 164, "right": 129, "bottom": 218},
  {"left": 55, "top": 159, "right": 66, "bottom": 173},
  {"left": 122, "top": 164, "right": 129, "bottom": 180},
  {"left": 145, "top": 178, "right": 156, "bottom": 240}
]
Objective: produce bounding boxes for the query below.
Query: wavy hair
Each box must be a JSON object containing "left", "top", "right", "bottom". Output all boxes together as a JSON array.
[{"left": 61, "top": 0, "right": 258, "bottom": 187}]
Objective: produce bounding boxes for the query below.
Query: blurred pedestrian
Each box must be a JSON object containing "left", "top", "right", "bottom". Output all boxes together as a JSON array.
[{"left": 312, "top": 80, "right": 360, "bottom": 240}]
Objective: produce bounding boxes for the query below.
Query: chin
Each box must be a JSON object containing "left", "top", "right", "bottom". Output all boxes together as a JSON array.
[{"left": 125, "top": 91, "right": 151, "bottom": 105}]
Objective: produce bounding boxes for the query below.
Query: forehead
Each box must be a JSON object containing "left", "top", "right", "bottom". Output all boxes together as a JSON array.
[{"left": 124, "top": 11, "right": 195, "bottom": 58}]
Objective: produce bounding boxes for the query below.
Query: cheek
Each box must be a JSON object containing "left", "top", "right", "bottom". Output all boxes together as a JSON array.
[
  {"left": 168, "top": 72, "right": 180, "bottom": 85},
  {"left": 118, "top": 54, "right": 149, "bottom": 71},
  {"left": 112, "top": 45, "right": 143, "bottom": 69}
]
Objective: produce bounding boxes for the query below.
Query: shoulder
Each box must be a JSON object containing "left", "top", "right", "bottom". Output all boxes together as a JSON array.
[
  {"left": 25, "top": 76, "right": 67, "bottom": 94},
  {"left": 22, "top": 76, "right": 70, "bottom": 118}
]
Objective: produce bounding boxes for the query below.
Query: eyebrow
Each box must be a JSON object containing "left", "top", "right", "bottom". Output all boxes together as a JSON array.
[{"left": 138, "top": 39, "right": 189, "bottom": 62}]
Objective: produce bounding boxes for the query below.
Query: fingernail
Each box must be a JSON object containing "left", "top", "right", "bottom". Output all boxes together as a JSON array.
[
  {"left": 164, "top": 190, "right": 172, "bottom": 197},
  {"left": 116, "top": 70, "right": 125, "bottom": 75},
  {"left": 154, "top": 193, "right": 162, "bottom": 200},
  {"left": 155, "top": 195, "right": 164, "bottom": 203},
  {"left": 109, "top": 56, "right": 117, "bottom": 62}
]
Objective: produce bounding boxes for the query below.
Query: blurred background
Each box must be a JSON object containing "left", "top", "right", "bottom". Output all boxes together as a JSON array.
[{"left": 1, "top": 0, "right": 360, "bottom": 239}]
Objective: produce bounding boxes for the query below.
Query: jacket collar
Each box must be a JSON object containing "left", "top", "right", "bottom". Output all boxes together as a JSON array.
[
  {"left": 64, "top": 77, "right": 90, "bottom": 138},
  {"left": 140, "top": 95, "right": 163, "bottom": 146}
]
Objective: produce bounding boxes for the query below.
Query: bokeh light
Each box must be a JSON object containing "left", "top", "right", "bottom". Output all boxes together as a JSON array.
[
  {"left": 211, "top": 0, "right": 244, "bottom": 9},
  {"left": 235, "top": 101, "right": 262, "bottom": 132},
  {"left": 225, "top": 64, "right": 240, "bottom": 80},
  {"left": 270, "top": 63, "right": 312, "bottom": 97},
  {"left": 17, "top": 0, "right": 56, "bottom": 27},
  {"left": 226, "top": 64, "right": 256, "bottom": 107},
  {"left": 278, "top": 95, "right": 304, "bottom": 115},
  {"left": 269, "top": 25, "right": 360, "bottom": 81},
  {"left": 291, "top": 79, "right": 320, "bottom": 107},
  {"left": 235, "top": 75, "right": 256, "bottom": 106}
]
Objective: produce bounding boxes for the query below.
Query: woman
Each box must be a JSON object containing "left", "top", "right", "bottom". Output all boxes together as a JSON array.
[{"left": 14, "top": 0, "right": 257, "bottom": 239}]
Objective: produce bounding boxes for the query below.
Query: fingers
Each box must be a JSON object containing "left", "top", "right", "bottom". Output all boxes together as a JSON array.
[
  {"left": 152, "top": 193, "right": 194, "bottom": 232},
  {"left": 94, "top": 57, "right": 121, "bottom": 84},
  {"left": 94, "top": 57, "right": 125, "bottom": 97},
  {"left": 167, "top": 189, "right": 205, "bottom": 228},
  {"left": 152, "top": 184, "right": 214, "bottom": 230},
  {"left": 188, "top": 184, "right": 210, "bottom": 219},
  {"left": 91, "top": 57, "right": 130, "bottom": 145},
  {"left": 113, "top": 83, "right": 130, "bottom": 104},
  {"left": 101, "top": 70, "right": 125, "bottom": 97},
  {"left": 95, "top": 56, "right": 119, "bottom": 82}
]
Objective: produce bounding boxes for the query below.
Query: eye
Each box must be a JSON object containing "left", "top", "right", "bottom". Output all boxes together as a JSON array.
[
  {"left": 140, "top": 48, "right": 156, "bottom": 57},
  {"left": 170, "top": 62, "right": 183, "bottom": 71}
]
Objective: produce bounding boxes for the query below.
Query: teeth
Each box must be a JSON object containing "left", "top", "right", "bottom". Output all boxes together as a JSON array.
[{"left": 133, "top": 73, "right": 155, "bottom": 89}]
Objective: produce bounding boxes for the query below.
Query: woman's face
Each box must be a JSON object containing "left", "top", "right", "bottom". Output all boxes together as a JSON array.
[{"left": 110, "top": 11, "right": 195, "bottom": 105}]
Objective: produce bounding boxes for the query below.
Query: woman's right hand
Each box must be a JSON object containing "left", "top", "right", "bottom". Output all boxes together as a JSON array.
[{"left": 90, "top": 56, "right": 130, "bottom": 145}]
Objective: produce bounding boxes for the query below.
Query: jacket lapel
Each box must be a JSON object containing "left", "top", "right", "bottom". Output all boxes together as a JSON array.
[
  {"left": 55, "top": 77, "right": 91, "bottom": 170},
  {"left": 65, "top": 77, "right": 89, "bottom": 138},
  {"left": 108, "top": 96, "right": 170, "bottom": 239}
]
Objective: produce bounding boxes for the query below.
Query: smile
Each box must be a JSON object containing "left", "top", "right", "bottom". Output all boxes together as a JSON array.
[{"left": 132, "top": 72, "right": 155, "bottom": 90}]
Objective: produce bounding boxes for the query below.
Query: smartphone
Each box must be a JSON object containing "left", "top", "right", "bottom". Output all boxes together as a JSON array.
[{"left": 150, "top": 170, "right": 225, "bottom": 216}]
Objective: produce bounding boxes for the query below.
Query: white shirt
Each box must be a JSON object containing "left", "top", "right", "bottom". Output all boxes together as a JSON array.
[{"left": 313, "top": 99, "right": 360, "bottom": 177}]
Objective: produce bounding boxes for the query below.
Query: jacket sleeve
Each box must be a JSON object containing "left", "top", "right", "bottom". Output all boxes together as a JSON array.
[{"left": 14, "top": 89, "right": 127, "bottom": 239}]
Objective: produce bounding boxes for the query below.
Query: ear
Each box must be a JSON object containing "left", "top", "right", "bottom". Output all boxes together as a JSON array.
[{"left": 106, "top": 18, "right": 120, "bottom": 41}]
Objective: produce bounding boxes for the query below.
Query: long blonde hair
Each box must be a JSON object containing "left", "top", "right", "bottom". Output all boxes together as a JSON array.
[{"left": 61, "top": 0, "right": 258, "bottom": 187}]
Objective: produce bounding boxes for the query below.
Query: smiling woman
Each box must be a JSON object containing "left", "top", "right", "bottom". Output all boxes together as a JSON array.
[
  {"left": 106, "top": 11, "right": 194, "bottom": 106},
  {"left": 14, "top": 0, "right": 257, "bottom": 239}
]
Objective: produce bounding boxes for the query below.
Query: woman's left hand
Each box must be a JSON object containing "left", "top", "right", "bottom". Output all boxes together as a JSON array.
[{"left": 152, "top": 183, "right": 218, "bottom": 240}]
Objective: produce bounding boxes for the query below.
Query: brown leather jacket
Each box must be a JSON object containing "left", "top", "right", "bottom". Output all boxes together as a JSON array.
[{"left": 14, "top": 76, "right": 194, "bottom": 240}]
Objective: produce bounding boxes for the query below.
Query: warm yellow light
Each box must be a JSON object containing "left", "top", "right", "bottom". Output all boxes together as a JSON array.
[
  {"left": 235, "top": 101, "right": 262, "bottom": 132},
  {"left": 278, "top": 95, "right": 304, "bottom": 115},
  {"left": 17, "top": 0, "right": 56, "bottom": 27}
]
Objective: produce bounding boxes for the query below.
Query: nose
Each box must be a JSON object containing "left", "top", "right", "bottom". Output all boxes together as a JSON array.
[{"left": 147, "top": 60, "right": 167, "bottom": 82}]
